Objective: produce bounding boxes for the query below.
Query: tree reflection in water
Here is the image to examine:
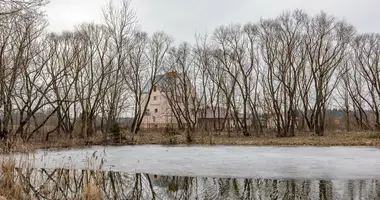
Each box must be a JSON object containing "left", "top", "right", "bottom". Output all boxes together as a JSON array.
[{"left": 5, "top": 168, "right": 380, "bottom": 199}]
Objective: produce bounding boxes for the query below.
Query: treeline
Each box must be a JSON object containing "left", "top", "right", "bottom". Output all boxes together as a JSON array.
[{"left": 0, "top": 0, "right": 379, "bottom": 142}]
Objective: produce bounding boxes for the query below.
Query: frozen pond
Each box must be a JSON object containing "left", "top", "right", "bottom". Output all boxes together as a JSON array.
[
  {"left": 6, "top": 168, "right": 380, "bottom": 199},
  {"left": 12, "top": 145, "right": 380, "bottom": 180},
  {"left": 4, "top": 145, "right": 380, "bottom": 199}
]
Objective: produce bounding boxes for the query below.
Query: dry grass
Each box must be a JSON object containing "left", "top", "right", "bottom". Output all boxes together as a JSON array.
[
  {"left": 130, "top": 131, "right": 380, "bottom": 147},
  {"left": 0, "top": 154, "right": 105, "bottom": 199},
  {"left": 0, "top": 135, "right": 107, "bottom": 154},
  {"left": 0, "top": 159, "right": 24, "bottom": 199},
  {"left": 82, "top": 183, "right": 102, "bottom": 200},
  {"left": 1, "top": 131, "right": 380, "bottom": 155}
]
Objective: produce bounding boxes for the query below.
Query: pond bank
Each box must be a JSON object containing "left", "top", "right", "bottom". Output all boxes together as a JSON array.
[{"left": 1, "top": 131, "right": 380, "bottom": 153}]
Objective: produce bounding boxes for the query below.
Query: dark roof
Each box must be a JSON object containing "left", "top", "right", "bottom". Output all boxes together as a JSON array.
[
  {"left": 142, "top": 74, "right": 165, "bottom": 93},
  {"left": 116, "top": 117, "right": 134, "bottom": 126},
  {"left": 142, "top": 72, "right": 181, "bottom": 93}
]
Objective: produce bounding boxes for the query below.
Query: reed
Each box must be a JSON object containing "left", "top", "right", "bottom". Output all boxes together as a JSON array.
[
  {"left": 1, "top": 131, "right": 379, "bottom": 155},
  {"left": 0, "top": 152, "right": 107, "bottom": 199}
]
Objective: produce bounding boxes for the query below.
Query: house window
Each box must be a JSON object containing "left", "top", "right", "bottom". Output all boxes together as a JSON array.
[
  {"left": 145, "top": 109, "right": 150, "bottom": 116},
  {"left": 153, "top": 96, "right": 157, "bottom": 100},
  {"left": 152, "top": 116, "right": 156, "bottom": 123},
  {"left": 153, "top": 85, "right": 157, "bottom": 92},
  {"left": 155, "top": 109, "right": 158, "bottom": 113}
]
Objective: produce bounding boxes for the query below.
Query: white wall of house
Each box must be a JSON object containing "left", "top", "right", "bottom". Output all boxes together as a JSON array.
[
  {"left": 140, "top": 72, "right": 198, "bottom": 129},
  {"left": 141, "top": 85, "right": 178, "bottom": 129}
]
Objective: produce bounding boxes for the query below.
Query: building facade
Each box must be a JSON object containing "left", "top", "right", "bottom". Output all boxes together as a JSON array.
[{"left": 141, "top": 72, "right": 191, "bottom": 129}]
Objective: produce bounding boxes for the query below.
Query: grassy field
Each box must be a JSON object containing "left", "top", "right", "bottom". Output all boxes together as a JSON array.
[{"left": 1, "top": 131, "right": 380, "bottom": 154}]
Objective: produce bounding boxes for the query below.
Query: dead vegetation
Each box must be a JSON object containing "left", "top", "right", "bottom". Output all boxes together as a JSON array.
[
  {"left": 2, "top": 131, "right": 378, "bottom": 154},
  {"left": 0, "top": 159, "right": 23, "bottom": 199},
  {"left": 132, "top": 131, "right": 380, "bottom": 147},
  {"left": 0, "top": 128, "right": 379, "bottom": 155},
  {"left": 0, "top": 152, "right": 106, "bottom": 199}
]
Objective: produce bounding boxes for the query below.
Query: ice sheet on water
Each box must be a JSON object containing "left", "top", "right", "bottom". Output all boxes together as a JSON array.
[{"left": 11, "top": 145, "right": 380, "bottom": 180}]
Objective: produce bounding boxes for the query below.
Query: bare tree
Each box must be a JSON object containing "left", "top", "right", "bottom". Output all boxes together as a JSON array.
[
  {"left": 102, "top": 0, "right": 137, "bottom": 132},
  {"left": 0, "top": 2, "right": 47, "bottom": 141},
  {"left": 194, "top": 34, "right": 220, "bottom": 132},
  {"left": 351, "top": 33, "right": 380, "bottom": 131},
  {"left": 345, "top": 57, "right": 372, "bottom": 130},
  {"left": 209, "top": 49, "right": 237, "bottom": 134},
  {"left": 43, "top": 32, "right": 82, "bottom": 140},
  {"left": 124, "top": 31, "right": 172, "bottom": 134},
  {"left": 213, "top": 24, "right": 260, "bottom": 136},
  {"left": 303, "top": 12, "right": 355, "bottom": 136},
  {"left": 334, "top": 60, "right": 352, "bottom": 132},
  {"left": 259, "top": 10, "right": 307, "bottom": 137},
  {"left": 12, "top": 18, "right": 55, "bottom": 141},
  {"left": 0, "top": 0, "right": 48, "bottom": 16},
  {"left": 163, "top": 43, "right": 200, "bottom": 141},
  {"left": 72, "top": 23, "right": 114, "bottom": 138},
  {"left": 194, "top": 35, "right": 234, "bottom": 133}
]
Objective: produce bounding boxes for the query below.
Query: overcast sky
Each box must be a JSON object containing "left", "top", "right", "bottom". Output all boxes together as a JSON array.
[{"left": 46, "top": 0, "right": 380, "bottom": 43}]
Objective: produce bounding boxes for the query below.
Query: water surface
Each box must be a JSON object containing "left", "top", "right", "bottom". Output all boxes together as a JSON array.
[
  {"left": 16, "top": 145, "right": 380, "bottom": 180},
  {"left": 8, "top": 168, "right": 380, "bottom": 199},
  {"left": 7, "top": 145, "right": 380, "bottom": 199}
]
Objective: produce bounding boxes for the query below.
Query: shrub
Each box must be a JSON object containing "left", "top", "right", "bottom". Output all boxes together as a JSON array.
[
  {"left": 109, "top": 123, "right": 121, "bottom": 135},
  {"left": 164, "top": 126, "right": 179, "bottom": 136},
  {"left": 109, "top": 123, "right": 121, "bottom": 143}
]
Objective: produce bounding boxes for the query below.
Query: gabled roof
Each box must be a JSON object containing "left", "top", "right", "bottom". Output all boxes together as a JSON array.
[
  {"left": 142, "top": 74, "right": 166, "bottom": 93},
  {"left": 142, "top": 72, "right": 181, "bottom": 93}
]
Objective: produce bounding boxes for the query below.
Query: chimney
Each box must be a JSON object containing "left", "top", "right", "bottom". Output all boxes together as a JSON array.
[{"left": 167, "top": 71, "right": 177, "bottom": 77}]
